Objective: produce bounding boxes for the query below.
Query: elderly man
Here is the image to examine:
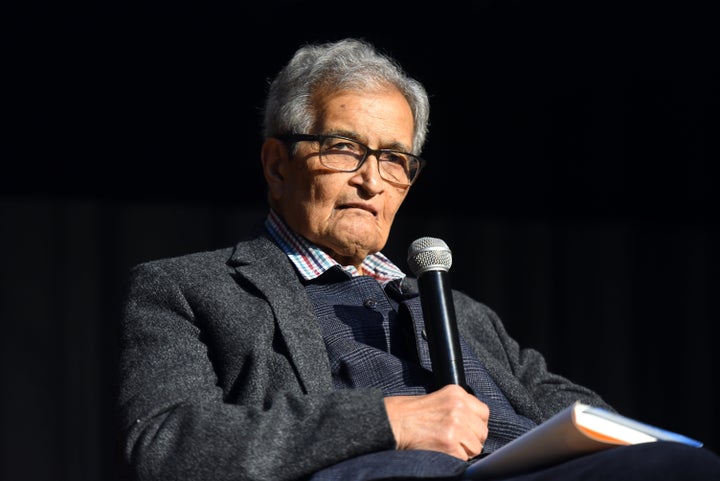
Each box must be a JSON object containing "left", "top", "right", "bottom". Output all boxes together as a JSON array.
[{"left": 117, "top": 38, "right": 720, "bottom": 481}]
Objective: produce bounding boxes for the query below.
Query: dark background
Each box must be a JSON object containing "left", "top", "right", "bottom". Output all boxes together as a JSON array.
[{"left": 3, "top": 1, "right": 719, "bottom": 479}]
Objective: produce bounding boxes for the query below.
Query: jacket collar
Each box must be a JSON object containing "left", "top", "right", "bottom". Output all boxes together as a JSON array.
[{"left": 228, "top": 233, "right": 333, "bottom": 393}]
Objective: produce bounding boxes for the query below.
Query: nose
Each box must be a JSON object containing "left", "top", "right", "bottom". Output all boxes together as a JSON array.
[{"left": 351, "top": 154, "right": 384, "bottom": 195}]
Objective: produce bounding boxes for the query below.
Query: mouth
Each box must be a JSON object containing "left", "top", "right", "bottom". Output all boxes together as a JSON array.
[{"left": 338, "top": 202, "right": 378, "bottom": 217}]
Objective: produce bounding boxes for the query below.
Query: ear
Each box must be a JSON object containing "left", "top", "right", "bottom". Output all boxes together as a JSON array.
[{"left": 261, "top": 138, "right": 289, "bottom": 202}]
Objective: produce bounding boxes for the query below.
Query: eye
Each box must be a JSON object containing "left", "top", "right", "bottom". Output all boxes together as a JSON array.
[
  {"left": 324, "top": 138, "right": 362, "bottom": 155},
  {"left": 380, "top": 152, "right": 410, "bottom": 168}
]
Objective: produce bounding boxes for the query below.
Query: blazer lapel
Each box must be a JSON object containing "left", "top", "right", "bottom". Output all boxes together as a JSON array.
[{"left": 229, "top": 235, "right": 333, "bottom": 394}]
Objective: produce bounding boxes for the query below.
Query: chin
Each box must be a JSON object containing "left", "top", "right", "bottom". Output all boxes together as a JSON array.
[{"left": 330, "top": 233, "right": 384, "bottom": 258}]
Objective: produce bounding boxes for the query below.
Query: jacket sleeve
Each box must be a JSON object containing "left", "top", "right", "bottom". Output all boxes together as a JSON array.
[
  {"left": 117, "top": 261, "right": 396, "bottom": 481},
  {"left": 453, "top": 290, "right": 614, "bottom": 423}
]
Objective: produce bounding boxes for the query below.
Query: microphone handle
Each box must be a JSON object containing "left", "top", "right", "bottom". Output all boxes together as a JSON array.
[{"left": 418, "top": 270, "right": 467, "bottom": 390}]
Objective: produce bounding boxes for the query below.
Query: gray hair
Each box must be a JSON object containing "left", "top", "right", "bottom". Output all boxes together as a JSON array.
[{"left": 262, "top": 38, "right": 430, "bottom": 155}]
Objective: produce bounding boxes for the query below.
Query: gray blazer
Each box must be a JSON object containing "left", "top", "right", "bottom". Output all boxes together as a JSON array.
[{"left": 118, "top": 231, "right": 611, "bottom": 481}]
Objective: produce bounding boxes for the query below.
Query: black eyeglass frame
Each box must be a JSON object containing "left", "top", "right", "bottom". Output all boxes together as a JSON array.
[{"left": 278, "top": 133, "right": 426, "bottom": 186}]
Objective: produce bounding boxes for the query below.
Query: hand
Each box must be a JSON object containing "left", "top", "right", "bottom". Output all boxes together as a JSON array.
[{"left": 383, "top": 384, "right": 489, "bottom": 461}]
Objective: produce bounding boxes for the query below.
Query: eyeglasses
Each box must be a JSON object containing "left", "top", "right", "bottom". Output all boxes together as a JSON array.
[{"left": 279, "top": 134, "right": 425, "bottom": 187}]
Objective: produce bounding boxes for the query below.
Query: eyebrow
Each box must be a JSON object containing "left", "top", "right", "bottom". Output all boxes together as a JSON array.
[{"left": 326, "top": 129, "right": 412, "bottom": 153}]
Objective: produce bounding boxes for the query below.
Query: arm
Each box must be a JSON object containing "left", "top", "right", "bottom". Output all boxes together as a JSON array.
[{"left": 117, "top": 261, "right": 396, "bottom": 481}]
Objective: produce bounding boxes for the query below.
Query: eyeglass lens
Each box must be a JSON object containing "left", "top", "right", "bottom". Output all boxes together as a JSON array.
[{"left": 319, "top": 137, "right": 418, "bottom": 185}]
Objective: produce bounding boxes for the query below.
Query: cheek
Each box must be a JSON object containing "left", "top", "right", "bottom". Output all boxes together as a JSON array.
[
  {"left": 307, "top": 176, "right": 345, "bottom": 210},
  {"left": 382, "top": 191, "right": 408, "bottom": 222},
  {"left": 296, "top": 179, "right": 343, "bottom": 230}
]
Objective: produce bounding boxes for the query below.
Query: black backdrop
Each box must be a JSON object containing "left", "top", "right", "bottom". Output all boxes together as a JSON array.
[{"left": 3, "top": 1, "right": 719, "bottom": 480}]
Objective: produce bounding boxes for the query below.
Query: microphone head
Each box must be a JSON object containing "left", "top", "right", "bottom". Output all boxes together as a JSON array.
[{"left": 407, "top": 237, "right": 453, "bottom": 275}]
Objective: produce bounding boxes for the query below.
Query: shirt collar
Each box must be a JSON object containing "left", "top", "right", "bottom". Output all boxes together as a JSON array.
[{"left": 264, "top": 209, "right": 406, "bottom": 286}]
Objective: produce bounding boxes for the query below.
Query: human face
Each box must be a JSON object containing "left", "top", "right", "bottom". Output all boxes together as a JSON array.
[{"left": 264, "top": 88, "right": 415, "bottom": 269}]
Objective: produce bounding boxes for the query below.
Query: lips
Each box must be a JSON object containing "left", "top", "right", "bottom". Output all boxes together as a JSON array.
[{"left": 338, "top": 202, "right": 378, "bottom": 216}]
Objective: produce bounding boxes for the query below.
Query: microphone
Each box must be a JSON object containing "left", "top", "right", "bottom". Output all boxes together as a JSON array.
[{"left": 407, "top": 237, "right": 468, "bottom": 391}]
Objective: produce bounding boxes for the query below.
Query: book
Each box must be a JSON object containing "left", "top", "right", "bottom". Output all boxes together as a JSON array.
[{"left": 464, "top": 401, "right": 703, "bottom": 479}]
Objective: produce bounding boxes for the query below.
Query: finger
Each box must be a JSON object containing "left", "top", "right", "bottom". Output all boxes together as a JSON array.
[{"left": 459, "top": 427, "right": 486, "bottom": 460}]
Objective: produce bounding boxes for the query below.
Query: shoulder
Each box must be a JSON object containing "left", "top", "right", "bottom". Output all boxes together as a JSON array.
[
  {"left": 134, "top": 234, "right": 280, "bottom": 273},
  {"left": 127, "top": 233, "right": 288, "bottom": 287},
  {"left": 452, "top": 289, "right": 502, "bottom": 330},
  {"left": 451, "top": 289, "right": 517, "bottom": 354},
  {"left": 131, "top": 246, "right": 235, "bottom": 280}
]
